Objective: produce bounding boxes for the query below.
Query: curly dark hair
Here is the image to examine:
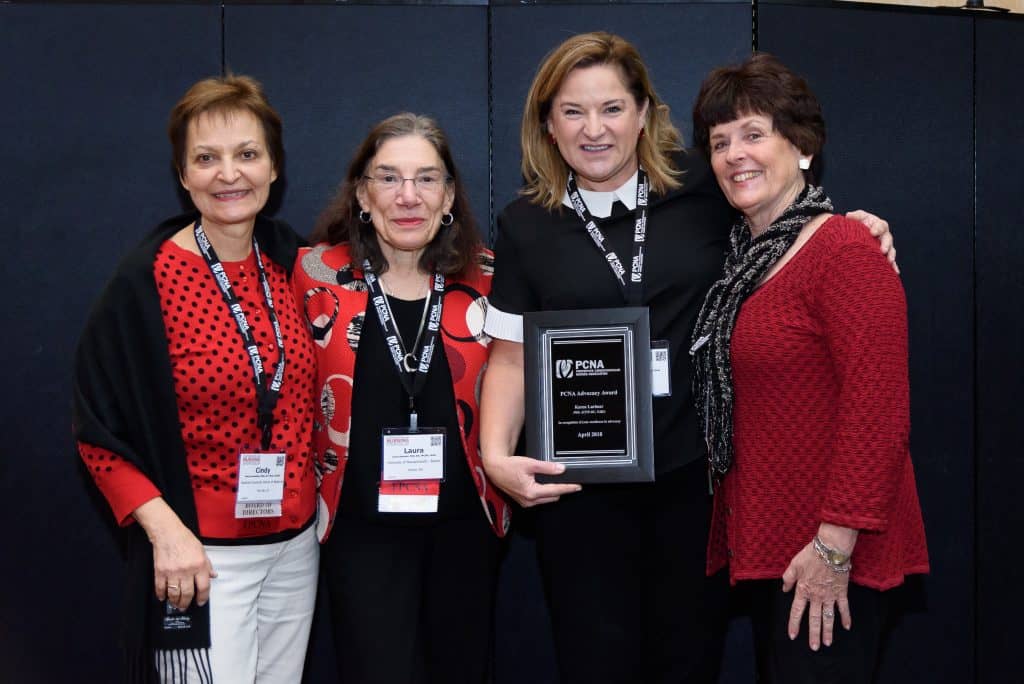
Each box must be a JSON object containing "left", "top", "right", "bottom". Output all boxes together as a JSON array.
[{"left": 311, "top": 113, "right": 481, "bottom": 278}]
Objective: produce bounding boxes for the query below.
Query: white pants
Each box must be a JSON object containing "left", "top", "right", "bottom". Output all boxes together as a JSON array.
[{"left": 156, "top": 525, "right": 319, "bottom": 684}]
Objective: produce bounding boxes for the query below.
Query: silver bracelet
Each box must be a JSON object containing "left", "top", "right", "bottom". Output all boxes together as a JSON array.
[{"left": 813, "top": 535, "right": 853, "bottom": 574}]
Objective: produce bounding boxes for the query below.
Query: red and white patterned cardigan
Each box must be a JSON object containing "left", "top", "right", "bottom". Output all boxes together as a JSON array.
[{"left": 293, "top": 242, "right": 510, "bottom": 541}]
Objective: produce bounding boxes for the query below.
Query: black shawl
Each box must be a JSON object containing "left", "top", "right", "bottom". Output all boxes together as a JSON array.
[{"left": 72, "top": 212, "right": 303, "bottom": 682}]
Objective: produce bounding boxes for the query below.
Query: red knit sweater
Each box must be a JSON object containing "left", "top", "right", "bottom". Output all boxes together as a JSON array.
[
  {"left": 78, "top": 240, "right": 317, "bottom": 540},
  {"left": 706, "top": 216, "right": 929, "bottom": 590}
]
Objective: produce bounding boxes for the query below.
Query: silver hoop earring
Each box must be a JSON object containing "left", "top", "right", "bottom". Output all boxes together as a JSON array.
[
  {"left": 440, "top": 213, "right": 454, "bottom": 226},
  {"left": 358, "top": 210, "right": 372, "bottom": 224}
]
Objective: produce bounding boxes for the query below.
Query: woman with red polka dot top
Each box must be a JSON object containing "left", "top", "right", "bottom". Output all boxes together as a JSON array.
[
  {"left": 295, "top": 113, "right": 510, "bottom": 684},
  {"left": 73, "top": 75, "right": 318, "bottom": 683}
]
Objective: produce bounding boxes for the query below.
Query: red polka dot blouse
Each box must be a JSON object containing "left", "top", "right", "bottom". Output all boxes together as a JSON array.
[{"left": 78, "top": 240, "right": 317, "bottom": 541}]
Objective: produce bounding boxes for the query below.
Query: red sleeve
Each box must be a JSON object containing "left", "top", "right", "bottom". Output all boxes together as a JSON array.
[
  {"left": 78, "top": 442, "right": 162, "bottom": 526},
  {"left": 813, "top": 223, "right": 910, "bottom": 532}
]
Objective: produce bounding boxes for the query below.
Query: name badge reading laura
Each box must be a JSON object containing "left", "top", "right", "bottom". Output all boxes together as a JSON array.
[
  {"left": 235, "top": 452, "right": 286, "bottom": 518},
  {"left": 379, "top": 428, "right": 445, "bottom": 514},
  {"left": 381, "top": 429, "right": 445, "bottom": 481}
]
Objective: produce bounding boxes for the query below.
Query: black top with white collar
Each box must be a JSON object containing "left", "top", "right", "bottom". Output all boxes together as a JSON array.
[{"left": 489, "top": 150, "right": 733, "bottom": 475}]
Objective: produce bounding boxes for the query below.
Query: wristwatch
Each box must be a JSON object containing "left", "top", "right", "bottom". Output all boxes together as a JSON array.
[{"left": 813, "top": 535, "right": 852, "bottom": 570}]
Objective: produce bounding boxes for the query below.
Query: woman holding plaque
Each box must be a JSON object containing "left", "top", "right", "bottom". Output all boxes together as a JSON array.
[
  {"left": 73, "top": 75, "right": 318, "bottom": 682},
  {"left": 479, "top": 32, "right": 895, "bottom": 683},
  {"left": 690, "top": 53, "right": 928, "bottom": 683},
  {"left": 294, "top": 112, "right": 510, "bottom": 684}
]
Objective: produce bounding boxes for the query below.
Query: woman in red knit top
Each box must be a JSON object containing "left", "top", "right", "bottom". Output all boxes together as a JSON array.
[
  {"left": 690, "top": 54, "right": 928, "bottom": 683},
  {"left": 73, "top": 76, "right": 318, "bottom": 682}
]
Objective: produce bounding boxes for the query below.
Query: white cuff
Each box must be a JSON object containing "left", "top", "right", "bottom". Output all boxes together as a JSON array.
[{"left": 484, "top": 305, "right": 524, "bottom": 343}]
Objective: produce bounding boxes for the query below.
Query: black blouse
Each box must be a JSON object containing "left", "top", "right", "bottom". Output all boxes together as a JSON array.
[
  {"left": 489, "top": 150, "right": 734, "bottom": 475},
  {"left": 341, "top": 294, "right": 480, "bottom": 524}
]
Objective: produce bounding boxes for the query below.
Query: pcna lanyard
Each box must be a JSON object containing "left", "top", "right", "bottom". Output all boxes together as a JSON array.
[
  {"left": 565, "top": 166, "right": 650, "bottom": 307},
  {"left": 362, "top": 260, "right": 445, "bottom": 429},
  {"left": 194, "top": 221, "right": 286, "bottom": 451}
]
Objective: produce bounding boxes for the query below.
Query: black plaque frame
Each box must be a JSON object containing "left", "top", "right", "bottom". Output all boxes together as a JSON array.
[{"left": 524, "top": 307, "right": 655, "bottom": 484}]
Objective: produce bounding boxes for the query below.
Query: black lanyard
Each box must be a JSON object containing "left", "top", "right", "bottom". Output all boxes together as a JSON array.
[
  {"left": 362, "top": 261, "right": 445, "bottom": 429},
  {"left": 194, "top": 222, "right": 286, "bottom": 451},
  {"left": 566, "top": 167, "right": 650, "bottom": 306}
]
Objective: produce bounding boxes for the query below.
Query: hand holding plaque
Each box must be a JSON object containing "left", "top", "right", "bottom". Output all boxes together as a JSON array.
[{"left": 524, "top": 307, "right": 655, "bottom": 483}]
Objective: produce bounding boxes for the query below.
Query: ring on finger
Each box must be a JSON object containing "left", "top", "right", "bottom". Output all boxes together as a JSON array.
[
  {"left": 823, "top": 608, "right": 835, "bottom": 619},
  {"left": 167, "top": 584, "right": 181, "bottom": 592}
]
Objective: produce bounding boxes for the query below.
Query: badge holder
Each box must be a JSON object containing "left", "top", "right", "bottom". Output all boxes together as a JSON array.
[
  {"left": 235, "top": 451, "right": 286, "bottom": 518},
  {"left": 378, "top": 425, "right": 446, "bottom": 513},
  {"left": 651, "top": 339, "right": 672, "bottom": 397}
]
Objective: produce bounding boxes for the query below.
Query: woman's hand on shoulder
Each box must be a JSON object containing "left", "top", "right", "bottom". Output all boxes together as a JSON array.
[
  {"left": 845, "top": 209, "right": 898, "bottom": 273},
  {"left": 133, "top": 497, "right": 217, "bottom": 611},
  {"left": 482, "top": 453, "right": 581, "bottom": 508}
]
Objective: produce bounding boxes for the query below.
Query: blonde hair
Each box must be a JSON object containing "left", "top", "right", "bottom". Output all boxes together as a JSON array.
[{"left": 520, "top": 32, "right": 683, "bottom": 211}]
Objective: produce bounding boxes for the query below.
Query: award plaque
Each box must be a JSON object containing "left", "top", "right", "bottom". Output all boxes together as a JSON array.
[{"left": 524, "top": 307, "right": 655, "bottom": 483}]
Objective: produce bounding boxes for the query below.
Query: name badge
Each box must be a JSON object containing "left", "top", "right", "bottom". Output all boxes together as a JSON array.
[
  {"left": 379, "top": 428, "right": 445, "bottom": 514},
  {"left": 381, "top": 428, "right": 445, "bottom": 481},
  {"left": 235, "top": 451, "right": 286, "bottom": 518},
  {"left": 651, "top": 340, "right": 671, "bottom": 397}
]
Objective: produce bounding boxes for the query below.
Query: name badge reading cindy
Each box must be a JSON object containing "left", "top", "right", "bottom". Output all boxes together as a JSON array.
[
  {"left": 235, "top": 451, "right": 286, "bottom": 518},
  {"left": 651, "top": 340, "right": 671, "bottom": 397},
  {"left": 379, "top": 428, "right": 445, "bottom": 514}
]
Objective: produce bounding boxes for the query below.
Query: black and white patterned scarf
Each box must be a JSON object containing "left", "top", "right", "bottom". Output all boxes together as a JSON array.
[{"left": 691, "top": 184, "right": 833, "bottom": 478}]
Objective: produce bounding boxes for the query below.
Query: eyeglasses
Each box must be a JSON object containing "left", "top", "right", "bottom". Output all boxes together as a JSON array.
[{"left": 362, "top": 172, "right": 450, "bottom": 194}]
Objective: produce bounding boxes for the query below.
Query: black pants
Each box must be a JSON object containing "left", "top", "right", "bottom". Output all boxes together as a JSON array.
[
  {"left": 747, "top": 579, "right": 889, "bottom": 684},
  {"left": 535, "top": 459, "right": 729, "bottom": 684},
  {"left": 322, "top": 515, "right": 502, "bottom": 684}
]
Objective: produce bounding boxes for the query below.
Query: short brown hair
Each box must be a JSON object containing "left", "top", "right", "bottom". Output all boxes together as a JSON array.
[
  {"left": 521, "top": 32, "right": 684, "bottom": 211},
  {"left": 693, "top": 53, "right": 825, "bottom": 181},
  {"left": 168, "top": 74, "right": 284, "bottom": 180},
  {"left": 311, "top": 113, "right": 482, "bottom": 278}
]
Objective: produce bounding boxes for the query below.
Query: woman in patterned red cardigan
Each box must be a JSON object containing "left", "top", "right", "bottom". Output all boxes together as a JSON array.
[
  {"left": 294, "top": 112, "right": 510, "bottom": 684},
  {"left": 690, "top": 53, "right": 928, "bottom": 683}
]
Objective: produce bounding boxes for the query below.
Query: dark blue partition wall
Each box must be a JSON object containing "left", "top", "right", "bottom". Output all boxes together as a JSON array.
[
  {"left": 759, "top": 5, "right": 974, "bottom": 683},
  {"left": 224, "top": 4, "right": 491, "bottom": 239},
  {"left": 0, "top": 4, "right": 220, "bottom": 682},
  {"left": 975, "top": 16, "right": 1024, "bottom": 684},
  {"left": 1, "top": 3, "right": 1020, "bottom": 683},
  {"left": 489, "top": 6, "right": 751, "bottom": 682}
]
